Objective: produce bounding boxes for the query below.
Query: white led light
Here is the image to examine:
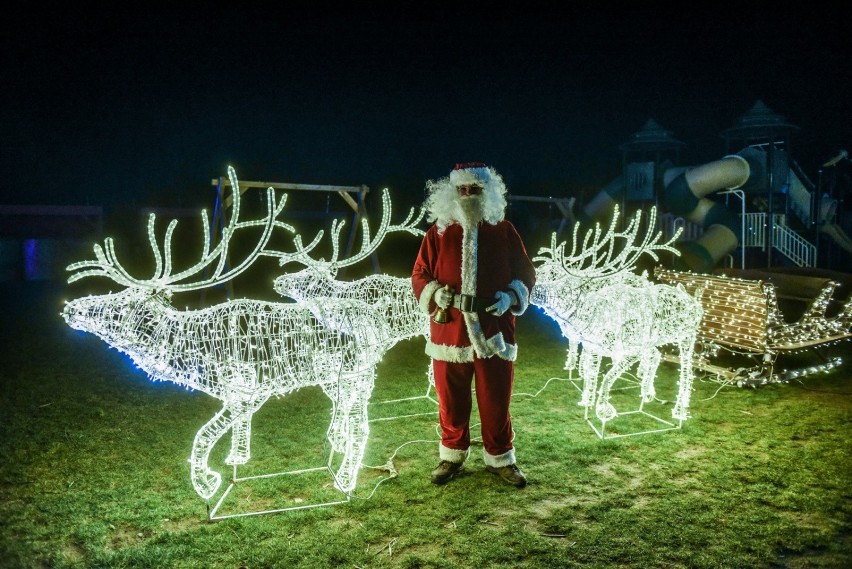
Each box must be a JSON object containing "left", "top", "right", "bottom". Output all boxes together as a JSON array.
[
  {"left": 272, "top": 191, "right": 428, "bottom": 347},
  {"left": 275, "top": 270, "right": 429, "bottom": 348},
  {"left": 655, "top": 267, "right": 852, "bottom": 387},
  {"left": 61, "top": 167, "right": 427, "bottom": 502},
  {"left": 531, "top": 206, "right": 703, "bottom": 423}
]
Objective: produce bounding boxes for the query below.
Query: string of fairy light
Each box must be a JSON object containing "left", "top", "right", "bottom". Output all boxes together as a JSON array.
[{"left": 655, "top": 268, "right": 851, "bottom": 386}]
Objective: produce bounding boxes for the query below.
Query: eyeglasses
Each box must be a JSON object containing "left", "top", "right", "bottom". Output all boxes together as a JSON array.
[{"left": 457, "top": 184, "right": 483, "bottom": 196}]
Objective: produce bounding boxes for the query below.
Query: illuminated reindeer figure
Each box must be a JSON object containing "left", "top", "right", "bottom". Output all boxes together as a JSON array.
[
  {"left": 531, "top": 206, "right": 672, "bottom": 371},
  {"left": 271, "top": 196, "right": 437, "bottom": 411},
  {"left": 272, "top": 192, "right": 429, "bottom": 349},
  {"left": 531, "top": 206, "right": 703, "bottom": 424},
  {"left": 61, "top": 167, "right": 409, "bottom": 501}
]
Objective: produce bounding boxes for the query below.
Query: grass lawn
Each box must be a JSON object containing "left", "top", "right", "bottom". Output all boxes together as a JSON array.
[{"left": 1, "top": 279, "right": 850, "bottom": 568}]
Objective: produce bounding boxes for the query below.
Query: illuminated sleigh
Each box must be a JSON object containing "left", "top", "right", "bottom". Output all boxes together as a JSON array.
[{"left": 654, "top": 267, "right": 852, "bottom": 387}]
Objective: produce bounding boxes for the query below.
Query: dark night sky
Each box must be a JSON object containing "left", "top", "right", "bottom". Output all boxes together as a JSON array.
[{"left": 3, "top": 4, "right": 850, "bottom": 218}]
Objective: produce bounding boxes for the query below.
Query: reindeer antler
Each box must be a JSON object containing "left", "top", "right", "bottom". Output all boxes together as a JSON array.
[
  {"left": 280, "top": 188, "right": 426, "bottom": 275},
  {"left": 533, "top": 205, "right": 682, "bottom": 280},
  {"left": 67, "top": 166, "right": 321, "bottom": 291}
]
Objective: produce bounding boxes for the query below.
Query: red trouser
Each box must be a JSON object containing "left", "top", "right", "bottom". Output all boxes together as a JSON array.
[{"left": 432, "top": 357, "right": 515, "bottom": 457}]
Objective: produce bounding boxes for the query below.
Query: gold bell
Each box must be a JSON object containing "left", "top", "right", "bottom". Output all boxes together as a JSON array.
[
  {"left": 433, "top": 307, "right": 449, "bottom": 324},
  {"left": 433, "top": 284, "right": 451, "bottom": 324}
]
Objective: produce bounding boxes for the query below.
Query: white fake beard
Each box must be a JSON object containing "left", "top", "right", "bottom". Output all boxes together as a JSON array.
[{"left": 458, "top": 196, "right": 486, "bottom": 227}]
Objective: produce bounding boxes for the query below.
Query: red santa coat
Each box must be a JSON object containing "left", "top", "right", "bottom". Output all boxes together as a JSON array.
[{"left": 411, "top": 220, "right": 536, "bottom": 363}]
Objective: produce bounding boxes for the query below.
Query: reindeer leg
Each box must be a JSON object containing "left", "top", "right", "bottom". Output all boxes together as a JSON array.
[
  {"left": 226, "top": 395, "right": 270, "bottom": 466},
  {"left": 190, "top": 404, "right": 236, "bottom": 500},
  {"left": 672, "top": 336, "right": 696, "bottom": 422},
  {"left": 565, "top": 338, "right": 579, "bottom": 372},
  {"left": 595, "top": 356, "right": 633, "bottom": 422},
  {"left": 578, "top": 349, "right": 601, "bottom": 408},
  {"left": 638, "top": 348, "right": 661, "bottom": 403},
  {"left": 328, "top": 370, "right": 374, "bottom": 496},
  {"left": 225, "top": 399, "right": 251, "bottom": 466},
  {"left": 319, "top": 383, "right": 346, "bottom": 454}
]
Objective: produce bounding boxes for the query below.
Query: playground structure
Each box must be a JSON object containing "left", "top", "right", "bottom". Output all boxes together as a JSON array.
[
  {"left": 566, "top": 101, "right": 852, "bottom": 389},
  {"left": 575, "top": 100, "right": 851, "bottom": 275}
]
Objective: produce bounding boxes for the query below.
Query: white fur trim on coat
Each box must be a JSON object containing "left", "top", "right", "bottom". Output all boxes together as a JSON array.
[
  {"left": 426, "top": 341, "right": 476, "bottom": 363},
  {"left": 463, "top": 312, "right": 491, "bottom": 358},
  {"left": 425, "top": 333, "right": 518, "bottom": 363},
  {"left": 460, "top": 223, "right": 477, "bottom": 295},
  {"left": 420, "top": 280, "right": 442, "bottom": 315},
  {"left": 483, "top": 447, "right": 516, "bottom": 468}
]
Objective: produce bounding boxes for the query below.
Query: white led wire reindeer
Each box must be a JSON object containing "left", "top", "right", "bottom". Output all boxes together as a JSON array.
[
  {"left": 571, "top": 280, "right": 703, "bottom": 425},
  {"left": 61, "top": 167, "right": 400, "bottom": 503},
  {"left": 272, "top": 190, "right": 429, "bottom": 346},
  {"left": 531, "top": 206, "right": 703, "bottom": 428},
  {"left": 271, "top": 194, "right": 436, "bottom": 411},
  {"left": 531, "top": 206, "right": 672, "bottom": 371}
]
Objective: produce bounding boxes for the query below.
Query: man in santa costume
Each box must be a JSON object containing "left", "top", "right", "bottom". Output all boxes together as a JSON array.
[{"left": 411, "top": 162, "right": 536, "bottom": 488}]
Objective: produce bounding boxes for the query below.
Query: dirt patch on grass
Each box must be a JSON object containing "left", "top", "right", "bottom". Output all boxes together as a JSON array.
[
  {"left": 674, "top": 445, "right": 706, "bottom": 460},
  {"left": 108, "top": 524, "right": 147, "bottom": 550},
  {"left": 61, "top": 541, "right": 86, "bottom": 565}
]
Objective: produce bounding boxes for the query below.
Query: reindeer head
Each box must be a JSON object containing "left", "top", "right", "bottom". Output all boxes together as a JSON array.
[
  {"left": 273, "top": 187, "right": 424, "bottom": 301},
  {"left": 62, "top": 287, "right": 170, "bottom": 348},
  {"left": 531, "top": 206, "right": 682, "bottom": 324},
  {"left": 62, "top": 166, "right": 320, "bottom": 337},
  {"left": 533, "top": 206, "right": 681, "bottom": 288},
  {"left": 273, "top": 266, "right": 337, "bottom": 302},
  {"left": 275, "top": 188, "right": 426, "bottom": 278},
  {"left": 272, "top": 189, "right": 428, "bottom": 344}
]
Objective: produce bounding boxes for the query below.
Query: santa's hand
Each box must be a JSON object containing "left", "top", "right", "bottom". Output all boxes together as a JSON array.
[
  {"left": 486, "top": 291, "right": 512, "bottom": 317},
  {"left": 433, "top": 285, "right": 453, "bottom": 310}
]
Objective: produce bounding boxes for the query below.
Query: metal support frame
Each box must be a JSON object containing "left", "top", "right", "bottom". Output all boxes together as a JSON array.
[
  {"left": 563, "top": 360, "right": 684, "bottom": 439},
  {"left": 719, "top": 188, "right": 746, "bottom": 269},
  {"left": 582, "top": 375, "right": 682, "bottom": 440},
  {"left": 207, "top": 465, "right": 352, "bottom": 520},
  {"left": 368, "top": 362, "right": 438, "bottom": 423}
]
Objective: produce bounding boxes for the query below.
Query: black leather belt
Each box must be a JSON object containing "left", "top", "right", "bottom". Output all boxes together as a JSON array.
[{"left": 453, "top": 293, "right": 496, "bottom": 313}]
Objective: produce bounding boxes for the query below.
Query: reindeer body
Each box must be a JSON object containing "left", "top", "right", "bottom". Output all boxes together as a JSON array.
[
  {"left": 532, "top": 265, "right": 645, "bottom": 370},
  {"left": 530, "top": 207, "right": 702, "bottom": 424},
  {"left": 273, "top": 268, "right": 429, "bottom": 346},
  {"left": 62, "top": 168, "right": 429, "bottom": 503},
  {"left": 565, "top": 279, "right": 702, "bottom": 422},
  {"left": 64, "top": 289, "right": 390, "bottom": 499}
]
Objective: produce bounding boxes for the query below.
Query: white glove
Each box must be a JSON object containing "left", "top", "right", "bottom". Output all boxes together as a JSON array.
[
  {"left": 433, "top": 285, "right": 453, "bottom": 310},
  {"left": 486, "top": 291, "right": 512, "bottom": 317}
]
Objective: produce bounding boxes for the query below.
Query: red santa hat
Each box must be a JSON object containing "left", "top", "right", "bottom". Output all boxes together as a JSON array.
[{"left": 449, "top": 162, "right": 493, "bottom": 187}]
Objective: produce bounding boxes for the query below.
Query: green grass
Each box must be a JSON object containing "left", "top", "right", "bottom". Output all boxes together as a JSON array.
[{"left": 1, "top": 280, "right": 850, "bottom": 568}]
